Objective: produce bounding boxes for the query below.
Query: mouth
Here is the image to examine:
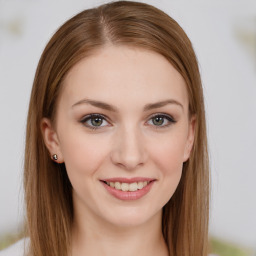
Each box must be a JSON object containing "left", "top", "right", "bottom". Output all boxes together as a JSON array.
[
  {"left": 102, "top": 180, "right": 151, "bottom": 192},
  {"left": 100, "top": 178, "right": 156, "bottom": 200}
]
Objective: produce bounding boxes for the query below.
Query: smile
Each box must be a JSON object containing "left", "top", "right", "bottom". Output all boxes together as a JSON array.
[
  {"left": 100, "top": 178, "right": 156, "bottom": 200},
  {"left": 103, "top": 181, "right": 149, "bottom": 192}
]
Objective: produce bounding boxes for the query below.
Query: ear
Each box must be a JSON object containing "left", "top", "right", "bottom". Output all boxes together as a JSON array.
[
  {"left": 41, "top": 118, "right": 64, "bottom": 163},
  {"left": 183, "top": 115, "right": 196, "bottom": 162}
]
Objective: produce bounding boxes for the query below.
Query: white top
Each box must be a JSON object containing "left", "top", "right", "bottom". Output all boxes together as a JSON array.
[{"left": 0, "top": 238, "right": 29, "bottom": 256}]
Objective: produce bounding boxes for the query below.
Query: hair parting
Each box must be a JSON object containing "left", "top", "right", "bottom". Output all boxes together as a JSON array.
[{"left": 24, "top": 1, "right": 209, "bottom": 256}]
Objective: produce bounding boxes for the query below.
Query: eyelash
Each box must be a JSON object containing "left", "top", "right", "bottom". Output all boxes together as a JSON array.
[
  {"left": 146, "top": 114, "right": 176, "bottom": 129},
  {"left": 80, "top": 114, "right": 110, "bottom": 131},
  {"left": 80, "top": 113, "right": 176, "bottom": 131}
]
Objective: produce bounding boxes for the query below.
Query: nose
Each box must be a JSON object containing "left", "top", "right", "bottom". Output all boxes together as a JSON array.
[{"left": 110, "top": 125, "right": 147, "bottom": 171}]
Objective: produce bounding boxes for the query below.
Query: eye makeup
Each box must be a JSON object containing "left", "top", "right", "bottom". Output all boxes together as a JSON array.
[
  {"left": 80, "top": 114, "right": 110, "bottom": 130},
  {"left": 80, "top": 112, "right": 177, "bottom": 131},
  {"left": 146, "top": 113, "right": 176, "bottom": 129}
]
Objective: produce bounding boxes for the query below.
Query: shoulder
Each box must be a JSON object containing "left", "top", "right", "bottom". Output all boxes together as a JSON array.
[{"left": 0, "top": 238, "right": 29, "bottom": 256}]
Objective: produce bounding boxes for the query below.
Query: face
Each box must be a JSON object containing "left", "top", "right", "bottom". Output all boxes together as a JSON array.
[{"left": 42, "top": 45, "right": 195, "bottom": 228}]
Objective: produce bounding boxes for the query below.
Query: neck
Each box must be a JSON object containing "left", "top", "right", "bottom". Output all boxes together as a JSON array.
[{"left": 71, "top": 209, "right": 168, "bottom": 256}]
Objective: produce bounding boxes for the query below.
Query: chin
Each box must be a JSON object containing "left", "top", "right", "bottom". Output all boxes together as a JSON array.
[{"left": 102, "top": 206, "right": 162, "bottom": 228}]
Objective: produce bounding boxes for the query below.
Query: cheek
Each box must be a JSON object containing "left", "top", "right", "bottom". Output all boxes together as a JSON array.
[
  {"left": 58, "top": 130, "right": 110, "bottom": 177},
  {"left": 147, "top": 129, "right": 188, "bottom": 202},
  {"left": 148, "top": 136, "right": 186, "bottom": 204},
  {"left": 148, "top": 132, "right": 187, "bottom": 175}
]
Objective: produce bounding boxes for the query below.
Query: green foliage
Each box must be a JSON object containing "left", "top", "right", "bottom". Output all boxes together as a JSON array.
[
  {"left": 0, "top": 233, "right": 21, "bottom": 251},
  {"left": 210, "top": 237, "right": 254, "bottom": 256},
  {"left": 0, "top": 228, "right": 25, "bottom": 251},
  {"left": 0, "top": 231, "right": 255, "bottom": 255}
]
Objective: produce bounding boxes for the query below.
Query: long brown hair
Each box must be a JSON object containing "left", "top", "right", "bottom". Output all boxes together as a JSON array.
[{"left": 24, "top": 1, "right": 209, "bottom": 255}]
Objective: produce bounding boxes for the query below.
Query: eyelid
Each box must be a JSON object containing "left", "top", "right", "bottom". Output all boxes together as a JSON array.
[
  {"left": 148, "top": 112, "right": 176, "bottom": 121},
  {"left": 146, "top": 113, "right": 176, "bottom": 128},
  {"left": 80, "top": 113, "right": 111, "bottom": 130},
  {"left": 79, "top": 112, "right": 176, "bottom": 131}
]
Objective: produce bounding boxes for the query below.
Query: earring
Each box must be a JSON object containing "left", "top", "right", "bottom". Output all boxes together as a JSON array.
[{"left": 52, "top": 154, "right": 58, "bottom": 161}]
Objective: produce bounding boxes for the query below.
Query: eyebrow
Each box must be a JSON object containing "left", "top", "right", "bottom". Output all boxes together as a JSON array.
[
  {"left": 143, "top": 99, "right": 183, "bottom": 111},
  {"left": 72, "top": 98, "right": 183, "bottom": 112},
  {"left": 72, "top": 99, "right": 118, "bottom": 112}
]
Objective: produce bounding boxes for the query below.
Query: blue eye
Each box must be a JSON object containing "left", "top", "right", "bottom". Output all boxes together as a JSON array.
[
  {"left": 147, "top": 114, "right": 176, "bottom": 128},
  {"left": 80, "top": 114, "right": 109, "bottom": 130}
]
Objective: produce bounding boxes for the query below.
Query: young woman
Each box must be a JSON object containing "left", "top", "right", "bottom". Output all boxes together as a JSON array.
[{"left": 1, "top": 1, "right": 209, "bottom": 256}]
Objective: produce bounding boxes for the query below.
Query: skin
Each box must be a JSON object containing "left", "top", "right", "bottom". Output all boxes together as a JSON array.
[{"left": 42, "top": 45, "right": 195, "bottom": 256}]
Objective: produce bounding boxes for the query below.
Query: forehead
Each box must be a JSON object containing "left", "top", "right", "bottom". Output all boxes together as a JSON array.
[{"left": 60, "top": 45, "right": 189, "bottom": 112}]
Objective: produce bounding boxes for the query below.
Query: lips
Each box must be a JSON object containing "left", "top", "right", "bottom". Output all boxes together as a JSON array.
[
  {"left": 100, "top": 177, "right": 156, "bottom": 200},
  {"left": 103, "top": 180, "right": 149, "bottom": 191}
]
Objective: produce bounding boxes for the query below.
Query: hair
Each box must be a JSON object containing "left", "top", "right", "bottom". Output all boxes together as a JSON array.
[{"left": 24, "top": 1, "right": 209, "bottom": 256}]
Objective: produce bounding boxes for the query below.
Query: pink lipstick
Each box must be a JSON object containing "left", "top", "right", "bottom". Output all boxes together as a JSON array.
[{"left": 100, "top": 177, "right": 156, "bottom": 200}]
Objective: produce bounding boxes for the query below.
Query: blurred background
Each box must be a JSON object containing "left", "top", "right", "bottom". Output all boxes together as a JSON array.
[{"left": 0, "top": 0, "right": 255, "bottom": 255}]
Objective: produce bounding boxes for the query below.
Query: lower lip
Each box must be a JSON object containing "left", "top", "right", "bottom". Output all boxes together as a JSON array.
[{"left": 101, "top": 181, "right": 155, "bottom": 201}]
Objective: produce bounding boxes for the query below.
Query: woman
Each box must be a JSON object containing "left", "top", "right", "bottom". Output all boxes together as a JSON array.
[{"left": 1, "top": 1, "right": 209, "bottom": 256}]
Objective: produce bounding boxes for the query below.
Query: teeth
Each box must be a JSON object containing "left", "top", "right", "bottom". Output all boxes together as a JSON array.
[
  {"left": 138, "top": 182, "right": 144, "bottom": 189},
  {"left": 121, "top": 183, "right": 129, "bottom": 191},
  {"left": 106, "top": 181, "right": 150, "bottom": 191},
  {"left": 129, "top": 182, "right": 138, "bottom": 192},
  {"left": 114, "top": 182, "right": 121, "bottom": 190}
]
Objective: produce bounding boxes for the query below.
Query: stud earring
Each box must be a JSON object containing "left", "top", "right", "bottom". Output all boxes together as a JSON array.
[{"left": 52, "top": 154, "right": 58, "bottom": 161}]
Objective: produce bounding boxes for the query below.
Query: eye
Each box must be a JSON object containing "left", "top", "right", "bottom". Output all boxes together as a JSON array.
[
  {"left": 147, "top": 114, "right": 176, "bottom": 128},
  {"left": 80, "top": 114, "right": 110, "bottom": 130}
]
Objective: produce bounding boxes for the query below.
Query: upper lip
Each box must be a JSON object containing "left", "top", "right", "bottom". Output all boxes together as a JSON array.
[{"left": 100, "top": 177, "right": 156, "bottom": 183}]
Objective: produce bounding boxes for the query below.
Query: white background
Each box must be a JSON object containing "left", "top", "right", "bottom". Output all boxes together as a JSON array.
[{"left": 0, "top": 0, "right": 255, "bottom": 250}]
